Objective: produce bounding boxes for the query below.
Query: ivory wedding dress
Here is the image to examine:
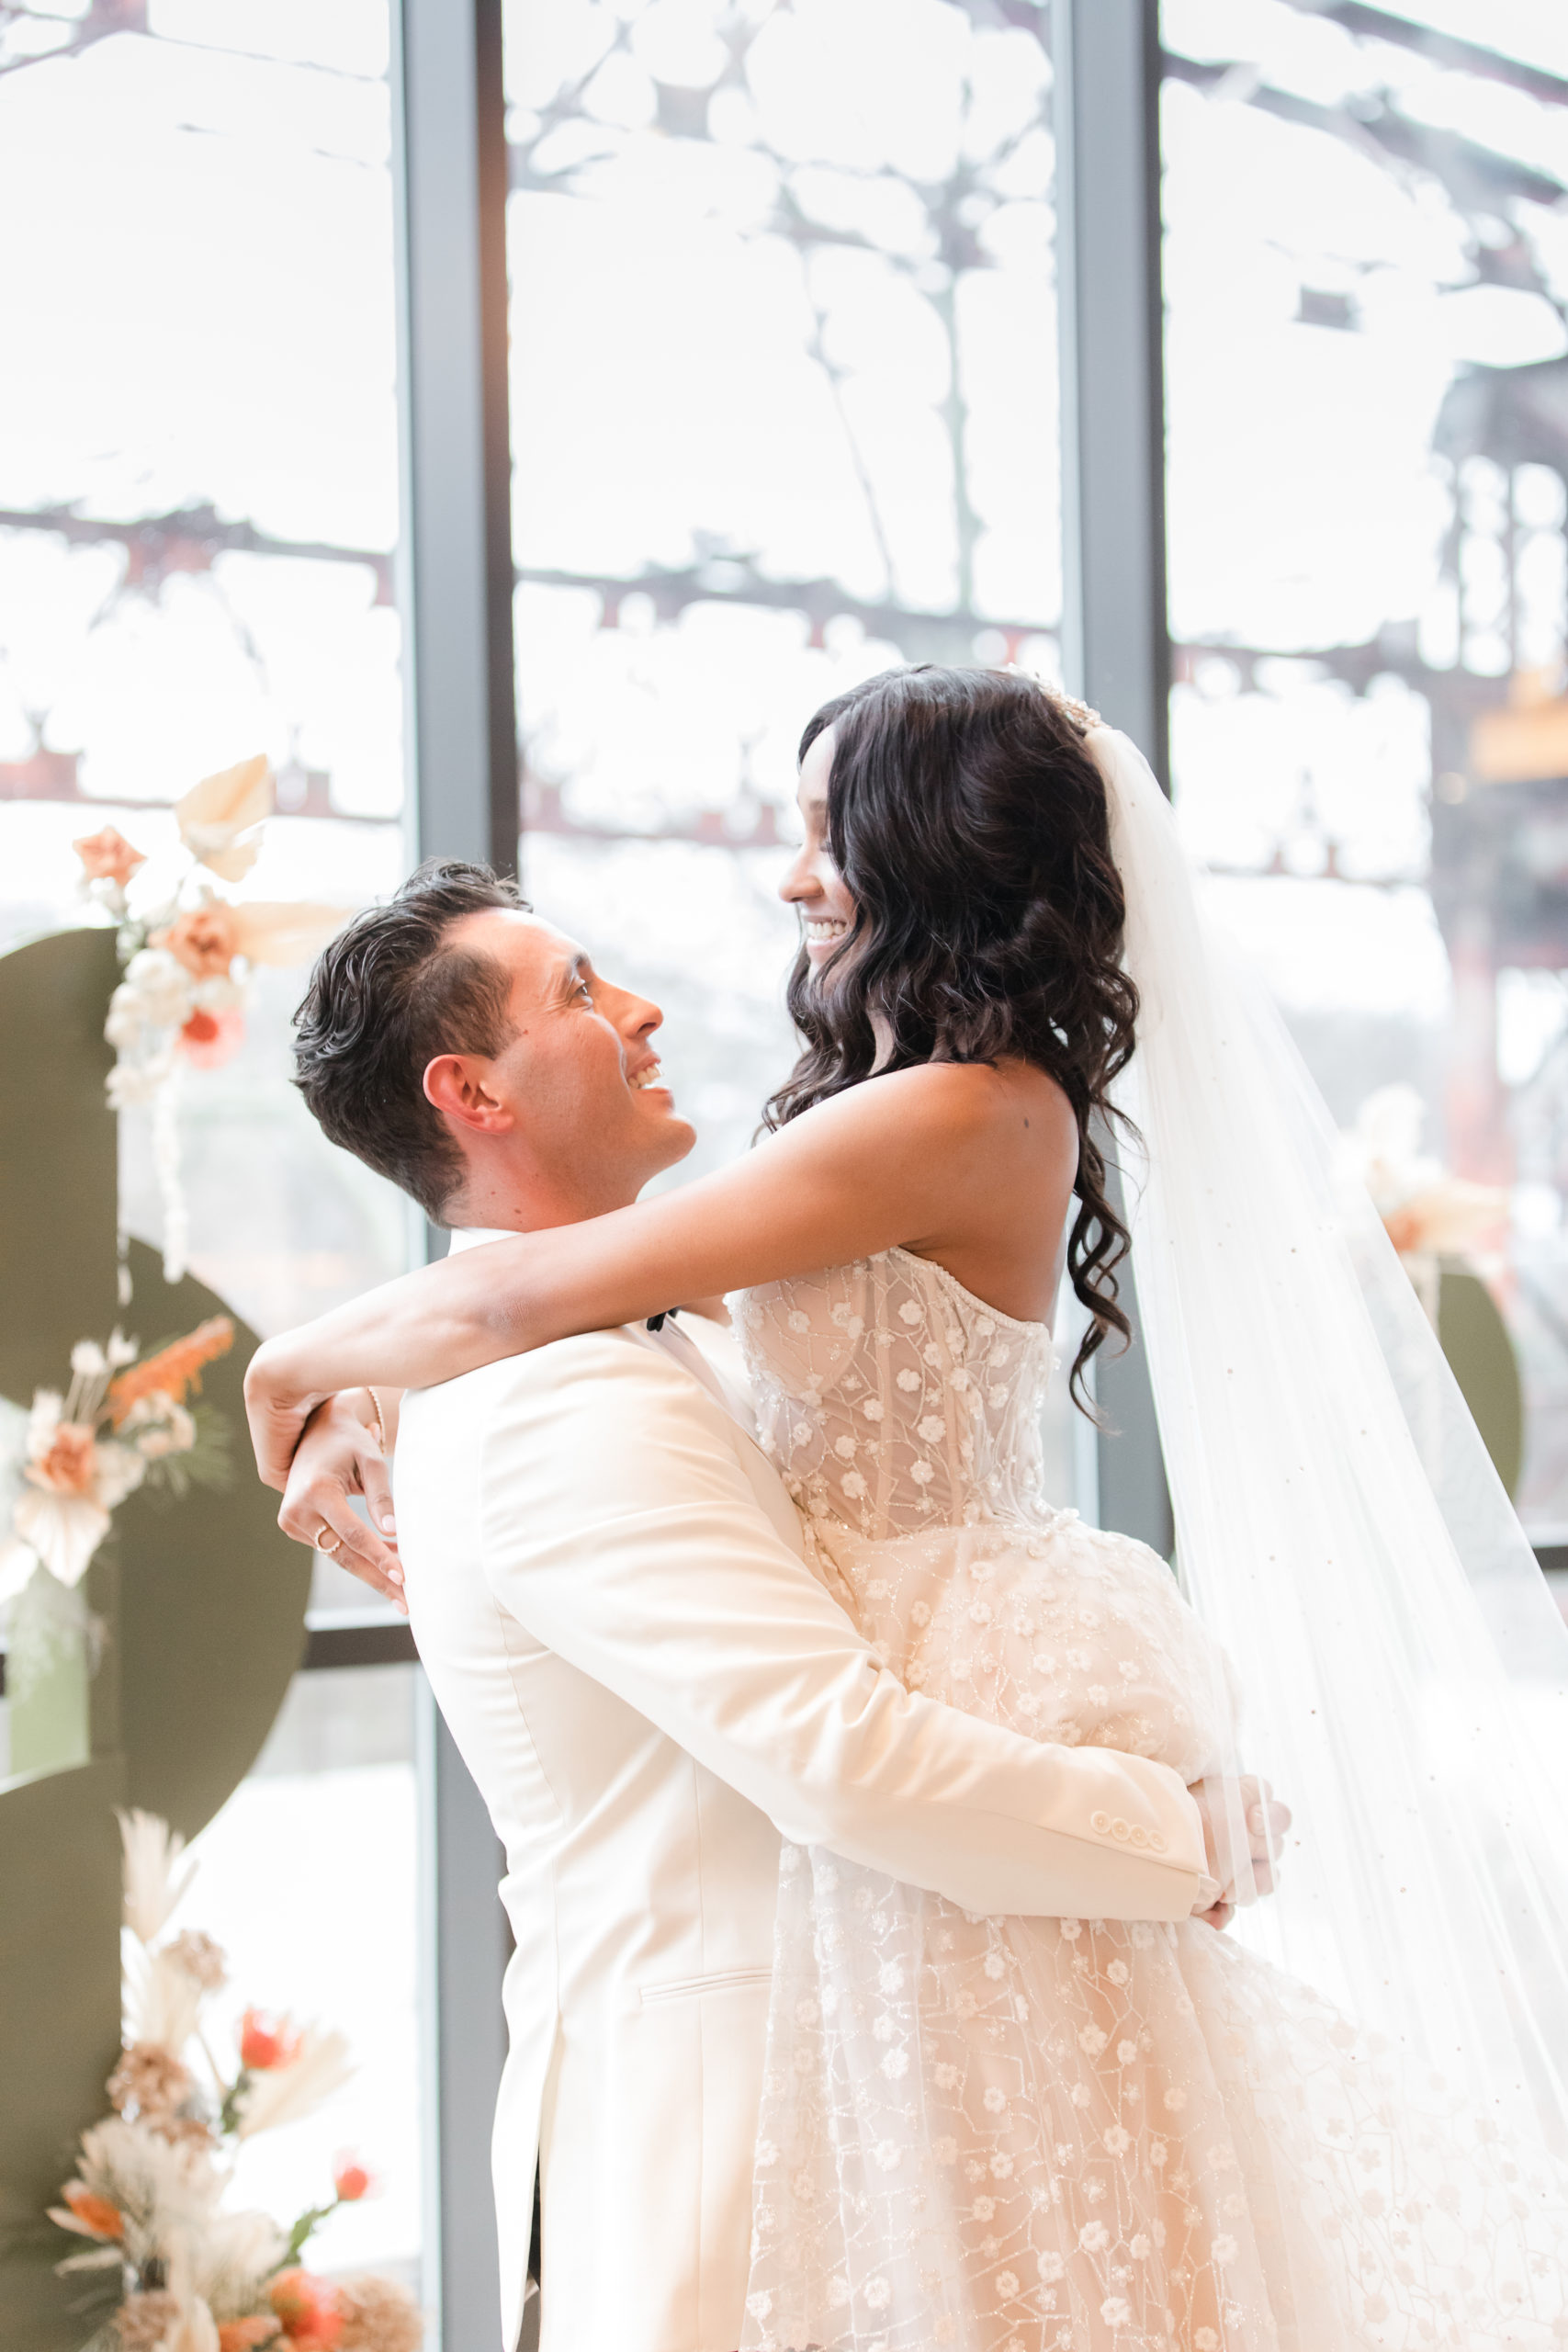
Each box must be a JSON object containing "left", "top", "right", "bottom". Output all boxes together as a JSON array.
[{"left": 731, "top": 1245, "right": 1568, "bottom": 2352}]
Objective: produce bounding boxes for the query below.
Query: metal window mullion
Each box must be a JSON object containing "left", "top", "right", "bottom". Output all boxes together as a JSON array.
[
  {"left": 1055, "top": 0, "right": 1174, "bottom": 1556},
  {"left": 391, "top": 4, "right": 517, "bottom": 2346}
]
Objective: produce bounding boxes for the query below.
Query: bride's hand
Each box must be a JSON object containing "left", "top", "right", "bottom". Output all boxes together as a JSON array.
[
  {"left": 275, "top": 1389, "right": 405, "bottom": 1614},
  {"left": 1188, "top": 1773, "right": 1292, "bottom": 1930}
]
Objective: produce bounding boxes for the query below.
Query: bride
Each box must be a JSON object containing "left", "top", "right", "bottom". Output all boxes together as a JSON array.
[{"left": 247, "top": 666, "right": 1568, "bottom": 2346}]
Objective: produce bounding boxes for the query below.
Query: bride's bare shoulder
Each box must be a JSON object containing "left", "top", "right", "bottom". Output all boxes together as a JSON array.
[{"left": 785, "top": 1058, "right": 1076, "bottom": 1167}]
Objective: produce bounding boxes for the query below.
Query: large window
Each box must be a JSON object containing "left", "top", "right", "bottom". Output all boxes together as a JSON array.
[
  {"left": 0, "top": 0, "right": 427, "bottom": 2299},
  {"left": 502, "top": 0, "right": 1063, "bottom": 1174},
  {"left": 1161, "top": 0, "right": 1568, "bottom": 1541}
]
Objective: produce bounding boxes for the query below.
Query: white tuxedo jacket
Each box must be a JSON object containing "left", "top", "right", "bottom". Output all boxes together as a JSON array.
[{"left": 395, "top": 1291, "right": 1208, "bottom": 2352}]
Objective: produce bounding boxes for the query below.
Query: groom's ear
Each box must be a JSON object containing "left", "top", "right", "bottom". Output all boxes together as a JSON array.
[{"left": 423, "top": 1053, "right": 514, "bottom": 1136}]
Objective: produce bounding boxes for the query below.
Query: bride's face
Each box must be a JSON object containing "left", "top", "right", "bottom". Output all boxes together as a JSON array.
[{"left": 780, "top": 728, "right": 859, "bottom": 975}]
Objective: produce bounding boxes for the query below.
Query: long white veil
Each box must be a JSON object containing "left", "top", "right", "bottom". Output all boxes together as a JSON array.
[{"left": 1092, "top": 723, "right": 1568, "bottom": 2145}]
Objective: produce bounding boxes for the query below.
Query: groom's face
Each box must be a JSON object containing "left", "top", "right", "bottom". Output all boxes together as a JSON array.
[{"left": 429, "top": 910, "right": 694, "bottom": 1213}]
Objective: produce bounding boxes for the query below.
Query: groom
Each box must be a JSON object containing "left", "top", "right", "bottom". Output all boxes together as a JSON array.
[{"left": 272, "top": 862, "right": 1235, "bottom": 2352}]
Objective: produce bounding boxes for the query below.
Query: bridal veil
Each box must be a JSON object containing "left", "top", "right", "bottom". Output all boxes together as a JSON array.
[{"left": 1092, "top": 724, "right": 1568, "bottom": 2149}]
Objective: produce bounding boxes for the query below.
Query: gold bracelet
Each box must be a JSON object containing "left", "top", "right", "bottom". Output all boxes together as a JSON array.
[{"left": 365, "top": 1385, "right": 388, "bottom": 1452}]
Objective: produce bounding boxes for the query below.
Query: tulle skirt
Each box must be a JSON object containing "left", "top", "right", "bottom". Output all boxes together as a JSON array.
[{"left": 741, "top": 1849, "right": 1568, "bottom": 2351}]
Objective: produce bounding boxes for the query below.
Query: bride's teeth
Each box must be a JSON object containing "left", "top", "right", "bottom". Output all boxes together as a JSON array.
[{"left": 806, "top": 920, "right": 847, "bottom": 941}]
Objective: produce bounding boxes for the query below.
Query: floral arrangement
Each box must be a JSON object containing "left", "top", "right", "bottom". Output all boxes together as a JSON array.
[
  {"left": 74, "top": 757, "right": 344, "bottom": 1285},
  {"left": 1348, "top": 1084, "right": 1507, "bottom": 1326},
  {"left": 0, "top": 1321, "right": 233, "bottom": 1605},
  {"left": 51, "top": 1811, "right": 423, "bottom": 2352}
]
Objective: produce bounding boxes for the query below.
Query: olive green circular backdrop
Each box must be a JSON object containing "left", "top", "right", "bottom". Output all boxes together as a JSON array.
[{"left": 0, "top": 925, "right": 310, "bottom": 2348}]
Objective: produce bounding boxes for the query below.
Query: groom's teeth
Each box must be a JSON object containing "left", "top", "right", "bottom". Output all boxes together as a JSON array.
[{"left": 631, "top": 1063, "right": 663, "bottom": 1091}]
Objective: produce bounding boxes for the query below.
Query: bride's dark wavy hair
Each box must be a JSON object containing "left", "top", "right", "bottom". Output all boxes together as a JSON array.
[{"left": 764, "top": 665, "right": 1137, "bottom": 1410}]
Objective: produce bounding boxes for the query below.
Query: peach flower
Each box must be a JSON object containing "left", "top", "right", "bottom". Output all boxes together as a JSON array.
[
  {"left": 269, "top": 2271, "right": 342, "bottom": 2349},
  {"left": 154, "top": 904, "right": 239, "bottom": 981},
  {"left": 240, "top": 2008, "right": 301, "bottom": 2073},
  {"left": 178, "top": 1003, "right": 245, "bottom": 1069},
  {"left": 61, "top": 2183, "right": 124, "bottom": 2239},
  {"left": 28, "top": 1420, "right": 97, "bottom": 1496},
  {"left": 74, "top": 826, "right": 146, "bottom": 888},
  {"left": 332, "top": 2154, "right": 372, "bottom": 2202}
]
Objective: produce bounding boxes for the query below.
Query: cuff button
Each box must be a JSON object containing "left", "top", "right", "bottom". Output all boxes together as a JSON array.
[
  {"left": 1111, "top": 1817, "right": 1130, "bottom": 1840},
  {"left": 1090, "top": 1810, "right": 1111, "bottom": 1834},
  {"left": 1149, "top": 1831, "right": 1167, "bottom": 1853},
  {"left": 1130, "top": 1825, "right": 1149, "bottom": 1848}
]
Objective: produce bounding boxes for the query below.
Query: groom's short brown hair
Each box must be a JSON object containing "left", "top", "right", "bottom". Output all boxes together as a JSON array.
[{"left": 294, "top": 859, "right": 529, "bottom": 1223}]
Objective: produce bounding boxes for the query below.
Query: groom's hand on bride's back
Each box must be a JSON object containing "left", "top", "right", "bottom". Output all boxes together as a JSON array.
[
  {"left": 275, "top": 1390, "right": 407, "bottom": 1615},
  {"left": 1188, "top": 1774, "right": 1291, "bottom": 1931}
]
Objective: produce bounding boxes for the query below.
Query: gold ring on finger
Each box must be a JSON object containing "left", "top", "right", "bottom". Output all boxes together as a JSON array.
[{"left": 316, "top": 1528, "right": 344, "bottom": 1555}]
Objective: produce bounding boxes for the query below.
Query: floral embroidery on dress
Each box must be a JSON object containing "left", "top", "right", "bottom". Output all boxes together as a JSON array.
[{"left": 732, "top": 1249, "right": 1568, "bottom": 2352}]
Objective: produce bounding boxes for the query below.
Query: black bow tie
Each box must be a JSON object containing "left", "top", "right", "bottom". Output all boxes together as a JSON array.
[{"left": 646, "top": 1309, "right": 678, "bottom": 1332}]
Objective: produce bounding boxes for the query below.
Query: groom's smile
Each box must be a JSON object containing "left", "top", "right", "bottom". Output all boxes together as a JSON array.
[{"left": 422, "top": 908, "right": 696, "bottom": 1228}]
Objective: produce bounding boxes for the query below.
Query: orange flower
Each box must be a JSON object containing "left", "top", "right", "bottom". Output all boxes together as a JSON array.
[
  {"left": 153, "top": 903, "right": 239, "bottom": 979},
  {"left": 74, "top": 826, "right": 146, "bottom": 888},
  {"left": 62, "top": 2183, "right": 124, "bottom": 2239},
  {"left": 109, "top": 1318, "right": 233, "bottom": 1426},
  {"left": 178, "top": 1003, "right": 245, "bottom": 1070},
  {"left": 28, "top": 1421, "right": 98, "bottom": 1497},
  {"left": 269, "top": 2270, "right": 343, "bottom": 2348},
  {"left": 240, "top": 2007, "right": 301, "bottom": 2072},
  {"left": 332, "top": 2154, "right": 372, "bottom": 2202},
  {"left": 218, "top": 2322, "right": 282, "bottom": 2350}
]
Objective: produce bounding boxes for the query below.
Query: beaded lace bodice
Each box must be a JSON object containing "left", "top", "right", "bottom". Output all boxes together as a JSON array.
[
  {"left": 732, "top": 1246, "right": 1231, "bottom": 1786},
  {"left": 733, "top": 1244, "right": 1055, "bottom": 1542}
]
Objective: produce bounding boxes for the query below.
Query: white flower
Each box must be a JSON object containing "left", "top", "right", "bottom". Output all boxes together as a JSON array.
[
  {"left": 1117, "top": 2040, "right": 1138, "bottom": 2064},
  {"left": 118, "top": 1811, "right": 197, "bottom": 1944},
  {"left": 880, "top": 2045, "right": 909, "bottom": 2080},
  {"left": 1078, "top": 2220, "right": 1110, "bottom": 2253},
  {"left": 1211, "top": 2233, "right": 1237, "bottom": 2266},
  {"left": 989, "top": 2152, "right": 1014, "bottom": 2178},
  {"left": 972, "top": 2196, "right": 995, "bottom": 2221},
  {"left": 896, "top": 1369, "right": 921, "bottom": 1393},
  {"left": 187, "top": 2209, "right": 286, "bottom": 2314},
  {"left": 909, "top": 1459, "right": 934, "bottom": 1486},
  {"left": 13, "top": 1487, "right": 112, "bottom": 1589},
  {"left": 841, "top": 1472, "right": 867, "bottom": 1499},
  {"left": 1038, "top": 2251, "right": 1066, "bottom": 2282},
  {"left": 1107, "top": 1959, "right": 1130, "bottom": 1986},
  {"left": 754, "top": 2140, "right": 779, "bottom": 2168},
  {"left": 70, "top": 1341, "right": 107, "bottom": 1378},
  {"left": 122, "top": 1396, "right": 197, "bottom": 1462},
  {"left": 918, "top": 1416, "right": 947, "bottom": 1443},
  {"left": 1100, "top": 2299, "right": 1132, "bottom": 2328},
  {"left": 878, "top": 1961, "right": 905, "bottom": 1995},
  {"left": 1103, "top": 2124, "right": 1132, "bottom": 2155},
  {"left": 833, "top": 1435, "right": 857, "bottom": 1460},
  {"left": 746, "top": 2291, "right": 773, "bottom": 2321},
  {"left": 932, "top": 2136, "right": 958, "bottom": 2165},
  {"left": 863, "top": 2278, "right": 892, "bottom": 2311},
  {"left": 1077, "top": 2025, "right": 1108, "bottom": 2056},
  {"left": 1148, "top": 2136, "right": 1168, "bottom": 2166},
  {"left": 983, "top": 2086, "right": 1008, "bottom": 2115},
  {"left": 234, "top": 2025, "right": 353, "bottom": 2137},
  {"left": 873, "top": 2140, "right": 902, "bottom": 2172},
  {"left": 125, "top": 948, "right": 196, "bottom": 1027},
  {"left": 107, "top": 1329, "right": 139, "bottom": 1368},
  {"left": 94, "top": 1440, "right": 150, "bottom": 1508},
  {"left": 997, "top": 2270, "right": 1021, "bottom": 2299},
  {"left": 787, "top": 1310, "right": 810, "bottom": 1333},
  {"left": 861, "top": 1397, "right": 885, "bottom": 1421},
  {"left": 934, "top": 2063, "right": 962, "bottom": 2091},
  {"left": 910, "top": 1600, "right": 931, "bottom": 1627},
  {"left": 983, "top": 1951, "right": 1006, "bottom": 1980},
  {"left": 1129, "top": 2233, "right": 1152, "bottom": 2258},
  {"left": 1163, "top": 2087, "right": 1187, "bottom": 2112},
  {"left": 123, "top": 1945, "right": 203, "bottom": 2054},
  {"left": 827, "top": 2276, "right": 852, "bottom": 2307},
  {"left": 897, "top": 1302, "right": 922, "bottom": 1325}
]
